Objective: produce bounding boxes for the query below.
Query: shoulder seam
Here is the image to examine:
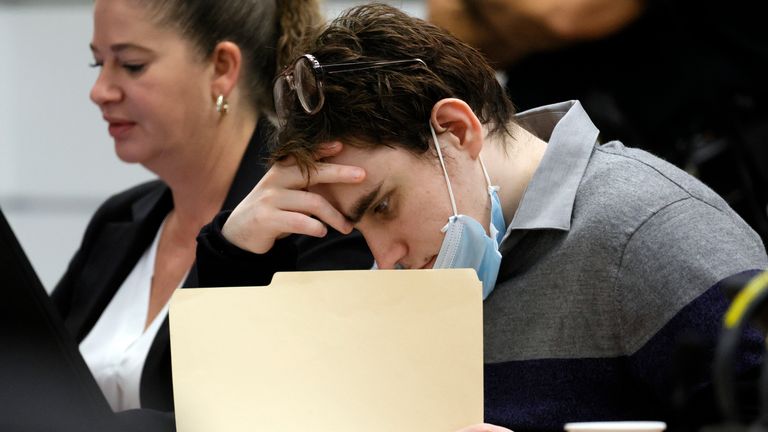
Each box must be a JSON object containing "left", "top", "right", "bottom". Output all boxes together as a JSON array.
[
  {"left": 594, "top": 146, "right": 714, "bottom": 204},
  {"left": 611, "top": 195, "right": 695, "bottom": 355}
]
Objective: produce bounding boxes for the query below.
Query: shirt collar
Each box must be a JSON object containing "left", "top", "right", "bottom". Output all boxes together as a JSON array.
[{"left": 506, "top": 100, "right": 599, "bottom": 233}]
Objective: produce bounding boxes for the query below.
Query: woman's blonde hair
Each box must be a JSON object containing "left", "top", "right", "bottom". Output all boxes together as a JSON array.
[{"left": 139, "top": 0, "right": 324, "bottom": 115}]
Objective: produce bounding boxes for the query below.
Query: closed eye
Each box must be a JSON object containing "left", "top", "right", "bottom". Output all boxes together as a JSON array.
[
  {"left": 87, "top": 61, "right": 145, "bottom": 74},
  {"left": 122, "top": 63, "right": 146, "bottom": 74}
]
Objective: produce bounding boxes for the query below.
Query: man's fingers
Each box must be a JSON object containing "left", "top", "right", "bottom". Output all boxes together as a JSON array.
[
  {"left": 278, "top": 210, "right": 329, "bottom": 238},
  {"left": 269, "top": 160, "right": 364, "bottom": 189},
  {"left": 274, "top": 142, "right": 343, "bottom": 169},
  {"left": 313, "top": 141, "right": 345, "bottom": 159},
  {"left": 305, "top": 162, "right": 365, "bottom": 186},
  {"left": 268, "top": 189, "right": 353, "bottom": 234}
]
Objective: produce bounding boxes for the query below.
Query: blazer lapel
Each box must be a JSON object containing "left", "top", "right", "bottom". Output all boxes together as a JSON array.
[{"left": 70, "top": 185, "right": 172, "bottom": 342}]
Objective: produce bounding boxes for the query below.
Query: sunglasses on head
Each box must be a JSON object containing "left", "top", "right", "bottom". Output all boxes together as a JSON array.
[{"left": 273, "top": 53, "right": 426, "bottom": 125}]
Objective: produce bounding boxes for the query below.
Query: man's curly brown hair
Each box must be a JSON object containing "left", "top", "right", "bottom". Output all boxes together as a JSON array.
[{"left": 272, "top": 3, "right": 516, "bottom": 173}]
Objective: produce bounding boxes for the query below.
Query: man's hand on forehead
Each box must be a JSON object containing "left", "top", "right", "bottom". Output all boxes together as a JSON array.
[{"left": 221, "top": 141, "right": 366, "bottom": 254}]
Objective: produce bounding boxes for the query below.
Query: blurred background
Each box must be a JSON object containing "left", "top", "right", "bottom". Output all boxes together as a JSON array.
[{"left": 0, "top": 0, "right": 423, "bottom": 291}]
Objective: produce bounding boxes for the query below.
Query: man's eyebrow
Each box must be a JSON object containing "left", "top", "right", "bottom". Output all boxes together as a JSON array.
[
  {"left": 89, "top": 43, "right": 152, "bottom": 55},
  {"left": 343, "top": 182, "right": 383, "bottom": 224}
]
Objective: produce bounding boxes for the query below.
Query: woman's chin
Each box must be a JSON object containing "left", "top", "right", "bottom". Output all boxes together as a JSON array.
[{"left": 113, "top": 140, "right": 152, "bottom": 165}]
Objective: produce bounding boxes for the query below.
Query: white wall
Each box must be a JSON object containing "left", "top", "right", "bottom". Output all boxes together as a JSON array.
[
  {"left": 0, "top": 1, "right": 424, "bottom": 291},
  {"left": 0, "top": 11, "right": 15, "bottom": 194}
]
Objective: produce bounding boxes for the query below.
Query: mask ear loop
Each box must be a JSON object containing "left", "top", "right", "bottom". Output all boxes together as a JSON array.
[
  {"left": 478, "top": 156, "right": 499, "bottom": 194},
  {"left": 478, "top": 155, "right": 502, "bottom": 241},
  {"left": 430, "top": 124, "right": 459, "bottom": 218}
]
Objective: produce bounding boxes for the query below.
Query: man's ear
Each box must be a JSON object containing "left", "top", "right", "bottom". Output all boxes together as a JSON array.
[
  {"left": 210, "top": 41, "right": 242, "bottom": 101},
  {"left": 430, "top": 98, "right": 484, "bottom": 159}
]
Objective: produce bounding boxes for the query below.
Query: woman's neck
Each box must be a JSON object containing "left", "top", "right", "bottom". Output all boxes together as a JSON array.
[{"left": 161, "top": 111, "right": 258, "bottom": 235}]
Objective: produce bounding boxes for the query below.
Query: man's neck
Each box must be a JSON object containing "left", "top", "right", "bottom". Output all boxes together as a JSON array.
[{"left": 481, "top": 123, "right": 547, "bottom": 225}]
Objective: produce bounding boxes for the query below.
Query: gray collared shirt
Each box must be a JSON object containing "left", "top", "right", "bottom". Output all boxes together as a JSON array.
[
  {"left": 505, "top": 100, "right": 597, "bottom": 234},
  {"left": 485, "top": 100, "right": 767, "bottom": 363}
]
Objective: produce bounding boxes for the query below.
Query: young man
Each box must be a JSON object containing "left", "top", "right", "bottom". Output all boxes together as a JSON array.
[{"left": 196, "top": 4, "right": 767, "bottom": 431}]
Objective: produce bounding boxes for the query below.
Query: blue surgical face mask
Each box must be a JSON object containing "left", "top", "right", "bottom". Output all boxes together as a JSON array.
[{"left": 429, "top": 124, "right": 506, "bottom": 300}]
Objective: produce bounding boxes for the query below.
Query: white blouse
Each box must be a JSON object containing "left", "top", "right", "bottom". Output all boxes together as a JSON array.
[{"left": 79, "top": 219, "right": 184, "bottom": 411}]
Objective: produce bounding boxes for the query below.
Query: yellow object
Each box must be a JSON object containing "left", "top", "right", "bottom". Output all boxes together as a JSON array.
[
  {"left": 724, "top": 271, "right": 768, "bottom": 328},
  {"left": 169, "top": 269, "right": 483, "bottom": 432}
]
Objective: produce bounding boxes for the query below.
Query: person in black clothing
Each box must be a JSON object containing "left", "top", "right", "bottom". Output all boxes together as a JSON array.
[
  {"left": 429, "top": 0, "right": 768, "bottom": 245},
  {"left": 52, "top": 0, "right": 372, "bottom": 429}
]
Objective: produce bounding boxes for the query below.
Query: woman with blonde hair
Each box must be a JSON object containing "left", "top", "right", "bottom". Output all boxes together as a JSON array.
[{"left": 52, "top": 0, "right": 371, "bottom": 426}]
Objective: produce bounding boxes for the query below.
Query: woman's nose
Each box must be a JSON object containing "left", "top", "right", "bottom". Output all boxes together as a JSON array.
[{"left": 90, "top": 66, "right": 122, "bottom": 106}]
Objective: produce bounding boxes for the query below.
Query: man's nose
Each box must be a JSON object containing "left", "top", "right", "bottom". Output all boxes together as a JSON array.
[{"left": 365, "top": 233, "right": 406, "bottom": 270}]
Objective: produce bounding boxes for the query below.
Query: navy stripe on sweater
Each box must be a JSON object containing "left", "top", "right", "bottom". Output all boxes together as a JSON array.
[{"left": 484, "top": 272, "right": 765, "bottom": 432}]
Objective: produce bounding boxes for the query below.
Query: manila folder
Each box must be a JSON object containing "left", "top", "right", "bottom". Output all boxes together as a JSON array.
[{"left": 169, "top": 269, "right": 483, "bottom": 432}]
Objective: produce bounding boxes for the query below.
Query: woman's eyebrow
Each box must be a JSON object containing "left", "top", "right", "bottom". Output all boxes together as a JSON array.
[{"left": 89, "top": 42, "right": 153, "bottom": 55}]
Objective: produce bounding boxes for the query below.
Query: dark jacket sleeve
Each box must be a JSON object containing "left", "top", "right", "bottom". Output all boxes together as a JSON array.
[
  {"left": 50, "top": 180, "right": 164, "bottom": 319},
  {"left": 196, "top": 211, "right": 300, "bottom": 287},
  {"left": 196, "top": 211, "right": 373, "bottom": 288}
]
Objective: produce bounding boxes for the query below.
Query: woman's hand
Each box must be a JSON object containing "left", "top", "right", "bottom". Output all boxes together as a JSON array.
[
  {"left": 222, "top": 142, "right": 365, "bottom": 254},
  {"left": 457, "top": 424, "right": 514, "bottom": 432}
]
